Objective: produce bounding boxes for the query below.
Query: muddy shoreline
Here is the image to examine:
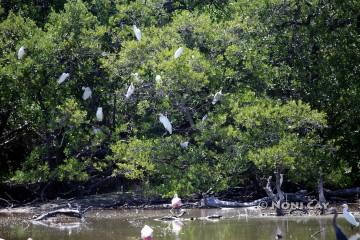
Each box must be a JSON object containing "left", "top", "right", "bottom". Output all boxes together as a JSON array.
[{"left": 1, "top": 192, "right": 359, "bottom": 219}]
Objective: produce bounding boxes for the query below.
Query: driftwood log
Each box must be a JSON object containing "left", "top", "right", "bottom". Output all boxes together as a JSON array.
[{"left": 33, "top": 207, "right": 91, "bottom": 221}]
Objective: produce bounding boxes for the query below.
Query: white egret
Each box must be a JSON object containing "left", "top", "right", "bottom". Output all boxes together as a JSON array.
[
  {"left": 159, "top": 113, "right": 172, "bottom": 134},
  {"left": 155, "top": 75, "right": 161, "bottom": 84},
  {"left": 125, "top": 83, "right": 135, "bottom": 99},
  {"left": 141, "top": 225, "right": 153, "bottom": 240},
  {"left": 92, "top": 126, "right": 101, "bottom": 134},
  {"left": 212, "top": 90, "right": 223, "bottom": 105},
  {"left": 133, "top": 25, "right": 141, "bottom": 41},
  {"left": 171, "top": 193, "right": 182, "bottom": 209},
  {"left": 174, "top": 47, "right": 184, "bottom": 59},
  {"left": 342, "top": 204, "right": 360, "bottom": 227},
  {"left": 82, "top": 87, "right": 92, "bottom": 100},
  {"left": 202, "top": 114, "right": 208, "bottom": 122},
  {"left": 17, "top": 46, "right": 26, "bottom": 59},
  {"left": 180, "top": 141, "right": 189, "bottom": 149},
  {"left": 58, "top": 73, "right": 70, "bottom": 84},
  {"left": 96, "top": 107, "right": 103, "bottom": 122}
]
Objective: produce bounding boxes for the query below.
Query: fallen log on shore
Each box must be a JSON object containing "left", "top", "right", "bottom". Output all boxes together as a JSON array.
[{"left": 204, "top": 190, "right": 308, "bottom": 208}]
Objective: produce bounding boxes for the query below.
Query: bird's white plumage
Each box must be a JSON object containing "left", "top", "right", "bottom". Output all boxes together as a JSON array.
[
  {"left": 92, "top": 127, "right": 101, "bottom": 134},
  {"left": 17, "top": 46, "right": 26, "bottom": 60},
  {"left": 159, "top": 113, "right": 172, "bottom": 134},
  {"left": 82, "top": 87, "right": 92, "bottom": 100},
  {"left": 174, "top": 47, "right": 184, "bottom": 59},
  {"left": 58, "top": 73, "right": 70, "bottom": 84},
  {"left": 202, "top": 114, "right": 208, "bottom": 122},
  {"left": 180, "top": 141, "right": 189, "bottom": 149},
  {"left": 212, "top": 90, "right": 223, "bottom": 105},
  {"left": 133, "top": 25, "right": 141, "bottom": 41},
  {"left": 171, "top": 194, "right": 182, "bottom": 208},
  {"left": 141, "top": 225, "right": 153, "bottom": 239},
  {"left": 125, "top": 83, "right": 135, "bottom": 99},
  {"left": 96, "top": 107, "right": 103, "bottom": 122},
  {"left": 343, "top": 204, "right": 360, "bottom": 227}
]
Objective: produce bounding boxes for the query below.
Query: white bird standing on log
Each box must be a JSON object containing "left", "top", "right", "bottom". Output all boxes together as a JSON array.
[
  {"left": 141, "top": 225, "right": 153, "bottom": 240},
  {"left": 96, "top": 107, "right": 103, "bottom": 122},
  {"left": 174, "top": 47, "right": 184, "bottom": 59},
  {"left": 17, "top": 46, "right": 26, "bottom": 59},
  {"left": 125, "top": 83, "right": 135, "bottom": 99},
  {"left": 133, "top": 25, "right": 141, "bottom": 41},
  {"left": 159, "top": 113, "right": 172, "bottom": 134},
  {"left": 82, "top": 87, "right": 92, "bottom": 100},
  {"left": 170, "top": 193, "right": 182, "bottom": 216},
  {"left": 342, "top": 204, "right": 360, "bottom": 227},
  {"left": 212, "top": 90, "right": 223, "bottom": 105},
  {"left": 58, "top": 73, "right": 70, "bottom": 84},
  {"left": 171, "top": 193, "right": 182, "bottom": 208}
]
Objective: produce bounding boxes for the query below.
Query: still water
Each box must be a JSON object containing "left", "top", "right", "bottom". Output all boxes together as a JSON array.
[{"left": 0, "top": 208, "right": 359, "bottom": 240}]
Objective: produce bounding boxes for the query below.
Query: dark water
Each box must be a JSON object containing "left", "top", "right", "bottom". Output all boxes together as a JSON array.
[{"left": 0, "top": 208, "right": 359, "bottom": 240}]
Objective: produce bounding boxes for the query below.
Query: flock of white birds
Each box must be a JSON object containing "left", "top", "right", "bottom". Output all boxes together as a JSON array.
[{"left": 16, "top": 25, "right": 223, "bottom": 146}]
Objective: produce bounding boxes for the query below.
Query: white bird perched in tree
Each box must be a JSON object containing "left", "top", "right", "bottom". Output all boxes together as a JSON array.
[
  {"left": 159, "top": 113, "right": 172, "bottom": 134},
  {"left": 96, "top": 107, "right": 103, "bottom": 122},
  {"left": 202, "top": 114, "right": 208, "bottom": 122},
  {"left": 92, "top": 126, "right": 101, "bottom": 134},
  {"left": 180, "top": 141, "right": 189, "bottom": 149},
  {"left": 212, "top": 90, "right": 223, "bottom": 105},
  {"left": 155, "top": 75, "right": 161, "bottom": 84},
  {"left": 17, "top": 46, "right": 26, "bottom": 59},
  {"left": 342, "top": 203, "right": 360, "bottom": 227},
  {"left": 133, "top": 25, "right": 141, "bottom": 41},
  {"left": 174, "top": 47, "right": 184, "bottom": 59},
  {"left": 141, "top": 225, "right": 153, "bottom": 240},
  {"left": 58, "top": 73, "right": 70, "bottom": 84},
  {"left": 82, "top": 87, "right": 92, "bottom": 100},
  {"left": 125, "top": 83, "right": 135, "bottom": 99},
  {"left": 171, "top": 193, "right": 182, "bottom": 209}
]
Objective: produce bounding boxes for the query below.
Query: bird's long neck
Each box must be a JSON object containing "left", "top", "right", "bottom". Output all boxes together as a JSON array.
[{"left": 333, "top": 211, "right": 338, "bottom": 227}]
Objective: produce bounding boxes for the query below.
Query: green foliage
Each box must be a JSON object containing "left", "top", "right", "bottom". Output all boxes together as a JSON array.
[{"left": 1, "top": 0, "right": 359, "bottom": 196}]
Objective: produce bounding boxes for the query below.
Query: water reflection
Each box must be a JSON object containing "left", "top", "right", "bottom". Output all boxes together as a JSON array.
[{"left": 0, "top": 209, "right": 359, "bottom": 240}]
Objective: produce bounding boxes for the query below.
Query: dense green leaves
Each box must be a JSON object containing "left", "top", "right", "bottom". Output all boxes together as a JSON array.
[{"left": 1, "top": 0, "right": 358, "bottom": 196}]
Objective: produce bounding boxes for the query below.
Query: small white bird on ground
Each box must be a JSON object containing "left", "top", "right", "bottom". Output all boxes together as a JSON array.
[
  {"left": 212, "top": 90, "right": 223, "bottom": 105},
  {"left": 171, "top": 193, "right": 182, "bottom": 209},
  {"left": 180, "top": 141, "right": 189, "bottom": 149},
  {"left": 133, "top": 25, "right": 141, "bottom": 41},
  {"left": 96, "top": 107, "right": 103, "bottom": 122},
  {"left": 141, "top": 225, "right": 153, "bottom": 240},
  {"left": 82, "top": 87, "right": 92, "bottom": 100},
  {"left": 125, "top": 83, "right": 135, "bottom": 99},
  {"left": 342, "top": 203, "right": 360, "bottom": 227},
  {"left": 174, "top": 47, "right": 184, "bottom": 59},
  {"left": 58, "top": 73, "right": 70, "bottom": 84},
  {"left": 17, "top": 46, "right": 26, "bottom": 59},
  {"left": 159, "top": 113, "right": 172, "bottom": 134}
]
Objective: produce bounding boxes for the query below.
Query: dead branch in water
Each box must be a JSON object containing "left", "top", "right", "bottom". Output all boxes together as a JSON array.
[{"left": 32, "top": 206, "right": 92, "bottom": 221}]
